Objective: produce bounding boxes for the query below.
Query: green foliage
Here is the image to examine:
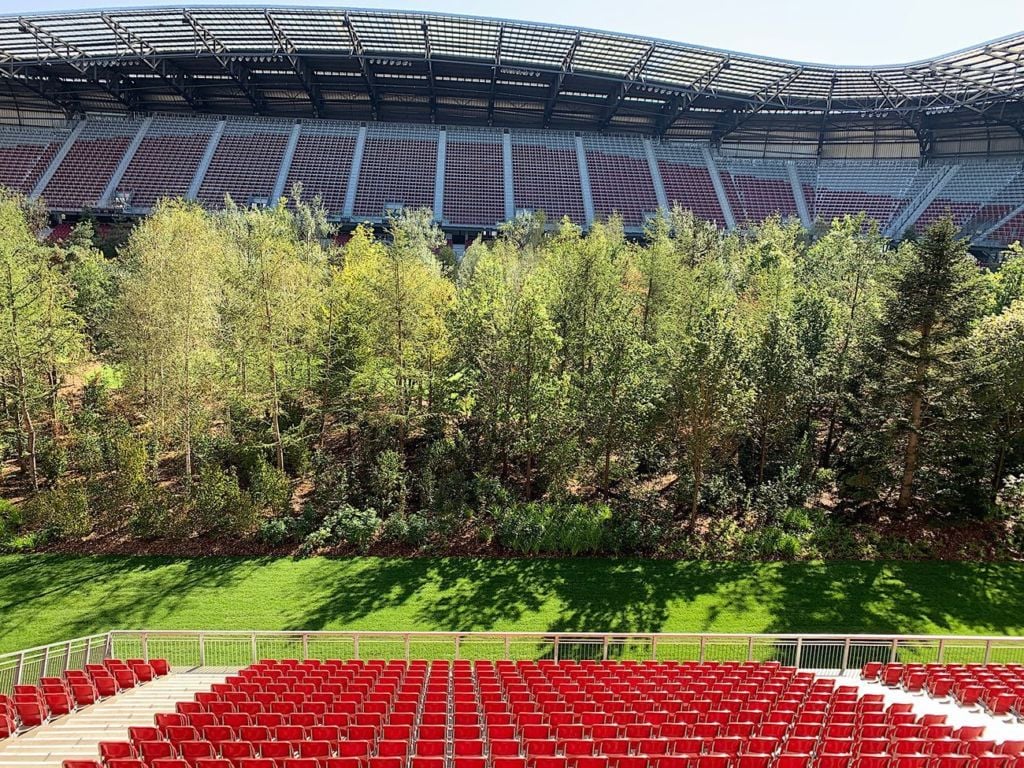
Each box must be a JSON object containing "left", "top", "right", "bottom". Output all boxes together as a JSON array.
[
  {"left": 24, "top": 482, "right": 90, "bottom": 540},
  {"left": 300, "top": 504, "right": 380, "bottom": 554},
  {"left": 7, "top": 200, "right": 1024, "bottom": 560},
  {"left": 191, "top": 466, "right": 259, "bottom": 537},
  {"left": 493, "top": 502, "right": 611, "bottom": 555},
  {"left": 36, "top": 439, "right": 68, "bottom": 483},
  {"left": 248, "top": 459, "right": 291, "bottom": 514}
]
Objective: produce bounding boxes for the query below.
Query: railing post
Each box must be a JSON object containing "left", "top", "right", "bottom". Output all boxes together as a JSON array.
[
  {"left": 199, "top": 633, "right": 207, "bottom": 667},
  {"left": 889, "top": 638, "right": 899, "bottom": 663},
  {"left": 404, "top": 634, "right": 411, "bottom": 662},
  {"left": 651, "top": 635, "right": 658, "bottom": 662},
  {"left": 302, "top": 633, "right": 310, "bottom": 661},
  {"left": 747, "top": 636, "right": 755, "bottom": 662},
  {"left": 250, "top": 633, "right": 257, "bottom": 665},
  {"left": 13, "top": 652, "right": 25, "bottom": 686},
  {"left": 841, "top": 638, "right": 851, "bottom": 675},
  {"left": 984, "top": 639, "right": 993, "bottom": 665},
  {"left": 353, "top": 634, "right": 360, "bottom": 661},
  {"left": 795, "top": 638, "right": 803, "bottom": 668},
  {"left": 454, "top": 635, "right": 461, "bottom": 661},
  {"left": 64, "top": 640, "right": 73, "bottom": 673},
  {"left": 104, "top": 632, "right": 114, "bottom": 660},
  {"left": 699, "top": 637, "right": 706, "bottom": 663},
  {"left": 553, "top": 636, "right": 560, "bottom": 663},
  {"left": 41, "top": 644, "right": 50, "bottom": 677},
  {"left": 141, "top": 632, "right": 150, "bottom": 663},
  {"left": 602, "top": 637, "right": 610, "bottom": 661},
  {"left": 937, "top": 639, "right": 945, "bottom": 663},
  {"left": 504, "top": 635, "right": 510, "bottom": 660},
  {"left": 84, "top": 636, "right": 93, "bottom": 665}
]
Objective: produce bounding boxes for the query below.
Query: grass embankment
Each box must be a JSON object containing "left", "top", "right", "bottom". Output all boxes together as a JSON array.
[{"left": 2, "top": 556, "right": 1022, "bottom": 654}]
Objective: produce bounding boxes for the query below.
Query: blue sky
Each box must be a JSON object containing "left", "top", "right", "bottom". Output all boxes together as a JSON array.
[{"left": 1, "top": 0, "right": 1020, "bottom": 66}]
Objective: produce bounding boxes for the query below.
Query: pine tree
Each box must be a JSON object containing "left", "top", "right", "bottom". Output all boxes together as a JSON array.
[{"left": 868, "top": 217, "right": 985, "bottom": 511}]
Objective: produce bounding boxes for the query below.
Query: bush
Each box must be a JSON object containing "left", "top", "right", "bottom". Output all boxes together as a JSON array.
[
  {"left": 257, "top": 517, "right": 291, "bottom": 547},
  {"left": 494, "top": 502, "right": 612, "bottom": 555},
  {"left": 71, "top": 429, "right": 104, "bottom": 477},
  {"left": 333, "top": 505, "right": 380, "bottom": 551},
  {"left": 0, "top": 498, "right": 22, "bottom": 541},
  {"left": 371, "top": 450, "right": 407, "bottom": 517},
  {"left": 493, "top": 503, "right": 547, "bottom": 554},
  {"left": 249, "top": 459, "right": 291, "bottom": 514},
  {"left": 129, "top": 485, "right": 184, "bottom": 540},
  {"left": 192, "top": 466, "right": 259, "bottom": 537},
  {"left": 540, "top": 503, "right": 611, "bottom": 555},
  {"left": 24, "top": 482, "right": 91, "bottom": 540},
  {"left": 37, "top": 438, "right": 68, "bottom": 483},
  {"left": 299, "top": 504, "right": 380, "bottom": 554}
]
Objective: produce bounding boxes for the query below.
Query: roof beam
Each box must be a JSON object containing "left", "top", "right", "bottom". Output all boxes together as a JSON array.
[
  {"left": 487, "top": 23, "right": 504, "bottom": 125},
  {"left": 900, "top": 67, "right": 1024, "bottom": 140},
  {"left": 656, "top": 55, "right": 730, "bottom": 136},
  {"left": 265, "top": 11, "right": 324, "bottom": 117},
  {"left": 16, "top": 16, "right": 139, "bottom": 111},
  {"left": 421, "top": 20, "right": 436, "bottom": 123},
  {"left": 344, "top": 12, "right": 379, "bottom": 120},
  {"left": 0, "top": 59, "right": 80, "bottom": 115},
  {"left": 101, "top": 13, "right": 202, "bottom": 110},
  {"left": 816, "top": 73, "right": 837, "bottom": 157},
  {"left": 711, "top": 65, "right": 804, "bottom": 143},
  {"left": 598, "top": 42, "right": 656, "bottom": 130},
  {"left": 182, "top": 10, "right": 264, "bottom": 113},
  {"left": 869, "top": 72, "right": 934, "bottom": 154},
  {"left": 543, "top": 31, "right": 580, "bottom": 127}
]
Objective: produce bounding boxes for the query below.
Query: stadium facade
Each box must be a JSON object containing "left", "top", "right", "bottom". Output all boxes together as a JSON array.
[{"left": 1, "top": 6, "right": 1023, "bottom": 248}]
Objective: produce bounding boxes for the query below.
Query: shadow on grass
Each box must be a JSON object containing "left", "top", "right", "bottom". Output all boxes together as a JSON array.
[{"left": 2, "top": 555, "right": 1024, "bottom": 654}]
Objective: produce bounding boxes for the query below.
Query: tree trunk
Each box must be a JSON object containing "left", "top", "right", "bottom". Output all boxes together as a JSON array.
[
  {"left": 897, "top": 333, "right": 931, "bottom": 512},
  {"left": 20, "top": 395, "right": 38, "bottom": 492}
]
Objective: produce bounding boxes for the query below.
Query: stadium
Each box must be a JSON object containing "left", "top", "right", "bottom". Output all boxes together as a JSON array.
[
  {"left": 4, "top": 6, "right": 1024, "bottom": 768},
  {"left": 0, "top": 7, "right": 1023, "bottom": 250}
]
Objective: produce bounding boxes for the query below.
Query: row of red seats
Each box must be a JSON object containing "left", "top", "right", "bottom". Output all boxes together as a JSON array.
[
  {"left": 862, "top": 664, "right": 1024, "bottom": 717},
  {"left": 1, "top": 658, "right": 169, "bottom": 739},
  {"left": 78, "top": 661, "right": 1024, "bottom": 768}
]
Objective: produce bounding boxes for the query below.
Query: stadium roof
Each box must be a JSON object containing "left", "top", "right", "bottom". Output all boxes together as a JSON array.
[{"left": 2, "top": 6, "right": 1023, "bottom": 147}]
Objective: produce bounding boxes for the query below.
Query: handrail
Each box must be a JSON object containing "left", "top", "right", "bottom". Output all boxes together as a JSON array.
[{"left": 4, "top": 629, "right": 1024, "bottom": 698}]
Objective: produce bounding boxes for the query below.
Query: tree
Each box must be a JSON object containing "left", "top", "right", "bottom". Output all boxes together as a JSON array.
[
  {"left": 117, "top": 200, "right": 225, "bottom": 482},
  {"left": 338, "top": 210, "right": 454, "bottom": 448},
  {"left": 868, "top": 217, "right": 985, "bottom": 511},
  {"left": 453, "top": 235, "right": 565, "bottom": 495},
  {"left": 0, "top": 191, "right": 82, "bottom": 490},
  {"left": 664, "top": 306, "right": 750, "bottom": 516},
  {"left": 218, "top": 202, "right": 326, "bottom": 472},
  {"left": 966, "top": 301, "right": 1024, "bottom": 496}
]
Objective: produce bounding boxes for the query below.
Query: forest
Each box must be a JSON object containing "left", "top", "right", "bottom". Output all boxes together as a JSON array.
[{"left": 1, "top": 188, "right": 1023, "bottom": 560}]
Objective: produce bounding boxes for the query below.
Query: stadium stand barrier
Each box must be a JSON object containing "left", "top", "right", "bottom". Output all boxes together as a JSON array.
[{"left": 7, "top": 632, "right": 1024, "bottom": 697}]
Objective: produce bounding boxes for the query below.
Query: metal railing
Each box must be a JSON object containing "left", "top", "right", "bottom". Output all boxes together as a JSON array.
[
  {"left": 0, "top": 633, "right": 110, "bottom": 697},
  {"left": 4, "top": 630, "right": 1024, "bottom": 696}
]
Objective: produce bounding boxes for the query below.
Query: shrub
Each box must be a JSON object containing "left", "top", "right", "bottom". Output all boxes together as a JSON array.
[
  {"left": 192, "top": 466, "right": 259, "bottom": 537},
  {"left": 258, "top": 517, "right": 291, "bottom": 547},
  {"left": 71, "top": 429, "right": 104, "bottom": 477},
  {"left": 333, "top": 505, "right": 380, "bottom": 551},
  {"left": 37, "top": 438, "right": 68, "bottom": 483},
  {"left": 24, "top": 482, "right": 91, "bottom": 540},
  {"left": 493, "top": 503, "right": 547, "bottom": 554},
  {"left": 299, "top": 504, "right": 380, "bottom": 554},
  {"left": 0, "top": 498, "right": 22, "bottom": 541},
  {"left": 540, "top": 503, "right": 611, "bottom": 555},
  {"left": 129, "top": 485, "right": 184, "bottom": 540},
  {"left": 249, "top": 459, "right": 291, "bottom": 514},
  {"left": 371, "top": 450, "right": 407, "bottom": 517},
  {"left": 380, "top": 513, "right": 410, "bottom": 544},
  {"left": 494, "top": 502, "right": 612, "bottom": 555}
]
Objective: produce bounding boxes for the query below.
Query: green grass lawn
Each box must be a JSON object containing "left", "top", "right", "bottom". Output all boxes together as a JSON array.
[{"left": 1, "top": 556, "right": 1023, "bottom": 654}]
